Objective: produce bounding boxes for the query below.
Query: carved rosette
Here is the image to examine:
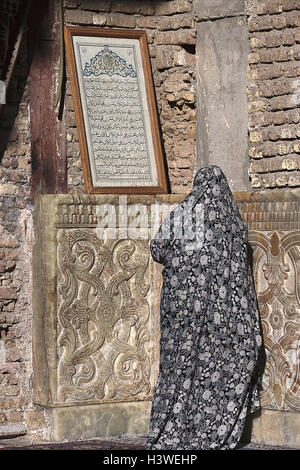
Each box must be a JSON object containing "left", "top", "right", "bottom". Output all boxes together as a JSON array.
[{"left": 56, "top": 228, "right": 152, "bottom": 404}]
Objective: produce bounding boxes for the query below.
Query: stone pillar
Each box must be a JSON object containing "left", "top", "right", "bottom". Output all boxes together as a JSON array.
[{"left": 194, "top": 0, "right": 251, "bottom": 191}]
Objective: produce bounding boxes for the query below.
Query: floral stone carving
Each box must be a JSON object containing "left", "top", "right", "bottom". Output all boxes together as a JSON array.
[
  {"left": 249, "top": 230, "right": 300, "bottom": 411},
  {"left": 56, "top": 229, "right": 152, "bottom": 404}
]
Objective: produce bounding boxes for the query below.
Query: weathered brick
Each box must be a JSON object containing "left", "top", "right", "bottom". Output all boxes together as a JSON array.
[
  {"left": 248, "top": 100, "right": 268, "bottom": 113},
  {"left": 6, "top": 347, "right": 22, "bottom": 363},
  {"left": 64, "top": 0, "right": 78, "bottom": 8},
  {"left": 80, "top": 0, "right": 110, "bottom": 11},
  {"left": 173, "top": 48, "right": 195, "bottom": 67},
  {"left": 2, "top": 385, "right": 20, "bottom": 397},
  {"left": 161, "top": 71, "right": 193, "bottom": 94},
  {"left": 265, "top": 1, "right": 284, "bottom": 15},
  {"left": 136, "top": 16, "right": 158, "bottom": 29},
  {"left": 67, "top": 142, "right": 80, "bottom": 157},
  {"left": 5, "top": 249, "right": 19, "bottom": 261},
  {"left": 0, "top": 236, "right": 19, "bottom": 248},
  {"left": 255, "top": 63, "right": 282, "bottom": 80},
  {"left": 248, "top": 111, "right": 269, "bottom": 128},
  {"left": 290, "top": 44, "right": 300, "bottom": 59},
  {"left": 284, "top": 11, "right": 300, "bottom": 28},
  {"left": 111, "top": 1, "right": 140, "bottom": 14},
  {"left": 279, "top": 61, "right": 300, "bottom": 77},
  {"left": 272, "top": 14, "right": 287, "bottom": 29},
  {"left": 249, "top": 131, "right": 263, "bottom": 143},
  {"left": 248, "top": 52, "right": 260, "bottom": 64},
  {"left": 269, "top": 109, "right": 300, "bottom": 125},
  {"left": 64, "top": 9, "right": 94, "bottom": 24},
  {"left": 155, "top": 0, "right": 192, "bottom": 16},
  {"left": 163, "top": 14, "right": 193, "bottom": 30},
  {"left": 252, "top": 170, "right": 300, "bottom": 188},
  {"left": 110, "top": 0, "right": 154, "bottom": 15},
  {"left": 248, "top": 143, "right": 267, "bottom": 159},
  {"left": 8, "top": 411, "right": 24, "bottom": 423},
  {"left": 251, "top": 155, "right": 300, "bottom": 173},
  {"left": 281, "top": 30, "right": 297, "bottom": 45},
  {"left": 262, "top": 124, "right": 299, "bottom": 141},
  {"left": 66, "top": 111, "right": 76, "bottom": 127},
  {"left": 145, "top": 30, "right": 155, "bottom": 44},
  {"left": 25, "top": 410, "right": 46, "bottom": 431},
  {"left": 93, "top": 13, "right": 106, "bottom": 26},
  {"left": 261, "top": 77, "right": 300, "bottom": 98},
  {"left": 0, "top": 287, "right": 18, "bottom": 300},
  {"left": 258, "top": 46, "right": 289, "bottom": 63},
  {"left": 265, "top": 30, "right": 284, "bottom": 48},
  {"left": 282, "top": 0, "right": 300, "bottom": 11},
  {"left": 0, "top": 396, "right": 25, "bottom": 410},
  {"left": 154, "top": 30, "right": 196, "bottom": 46},
  {"left": 106, "top": 13, "right": 136, "bottom": 28},
  {"left": 174, "top": 158, "right": 191, "bottom": 169},
  {"left": 248, "top": 16, "right": 273, "bottom": 32},
  {"left": 250, "top": 34, "right": 267, "bottom": 49},
  {"left": 155, "top": 46, "right": 175, "bottom": 70}
]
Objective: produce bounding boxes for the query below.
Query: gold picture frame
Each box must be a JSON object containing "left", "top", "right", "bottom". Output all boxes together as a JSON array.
[{"left": 64, "top": 26, "right": 168, "bottom": 194}]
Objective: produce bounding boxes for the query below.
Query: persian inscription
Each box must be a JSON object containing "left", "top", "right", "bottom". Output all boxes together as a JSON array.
[{"left": 79, "top": 44, "right": 155, "bottom": 185}]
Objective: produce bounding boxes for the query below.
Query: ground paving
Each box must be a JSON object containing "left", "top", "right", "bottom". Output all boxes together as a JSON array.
[{"left": 0, "top": 434, "right": 296, "bottom": 450}]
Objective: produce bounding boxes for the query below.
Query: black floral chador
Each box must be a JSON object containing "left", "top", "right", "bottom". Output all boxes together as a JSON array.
[{"left": 146, "top": 165, "right": 263, "bottom": 450}]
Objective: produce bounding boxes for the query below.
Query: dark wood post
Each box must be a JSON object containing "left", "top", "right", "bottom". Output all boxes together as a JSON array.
[{"left": 29, "top": 0, "right": 67, "bottom": 197}]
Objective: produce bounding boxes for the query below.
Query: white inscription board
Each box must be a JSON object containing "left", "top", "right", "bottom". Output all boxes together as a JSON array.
[{"left": 72, "top": 35, "right": 159, "bottom": 188}]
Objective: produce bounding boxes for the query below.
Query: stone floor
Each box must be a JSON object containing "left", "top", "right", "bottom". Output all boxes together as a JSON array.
[{"left": 0, "top": 434, "right": 296, "bottom": 450}]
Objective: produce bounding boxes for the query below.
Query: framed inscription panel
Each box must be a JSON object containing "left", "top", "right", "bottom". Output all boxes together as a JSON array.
[{"left": 64, "top": 26, "right": 168, "bottom": 194}]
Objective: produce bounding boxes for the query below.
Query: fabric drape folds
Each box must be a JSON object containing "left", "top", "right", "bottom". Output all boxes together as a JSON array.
[{"left": 146, "top": 165, "right": 263, "bottom": 450}]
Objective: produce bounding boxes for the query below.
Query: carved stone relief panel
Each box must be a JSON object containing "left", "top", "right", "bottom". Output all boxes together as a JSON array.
[
  {"left": 56, "top": 227, "right": 154, "bottom": 405},
  {"left": 33, "top": 194, "right": 179, "bottom": 409},
  {"left": 235, "top": 191, "right": 300, "bottom": 414},
  {"left": 33, "top": 192, "right": 299, "bottom": 444},
  {"left": 249, "top": 230, "right": 300, "bottom": 411}
]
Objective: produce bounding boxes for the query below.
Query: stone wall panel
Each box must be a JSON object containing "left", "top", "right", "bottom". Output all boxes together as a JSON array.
[{"left": 31, "top": 192, "right": 300, "bottom": 446}]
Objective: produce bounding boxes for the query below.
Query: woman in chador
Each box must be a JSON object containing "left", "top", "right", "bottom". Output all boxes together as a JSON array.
[{"left": 146, "top": 165, "right": 263, "bottom": 450}]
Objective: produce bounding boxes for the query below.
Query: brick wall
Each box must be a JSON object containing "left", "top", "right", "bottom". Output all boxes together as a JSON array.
[
  {"left": 0, "top": 0, "right": 196, "bottom": 442},
  {"left": 0, "top": 37, "right": 49, "bottom": 439},
  {"left": 246, "top": 0, "right": 300, "bottom": 188},
  {"left": 65, "top": 0, "right": 197, "bottom": 194},
  {"left": 0, "top": 0, "right": 299, "bottom": 445}
]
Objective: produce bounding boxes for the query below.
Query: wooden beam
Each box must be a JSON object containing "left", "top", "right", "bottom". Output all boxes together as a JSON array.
[{"left": 29, "top": 0, "right": 67, "bottom": 197}]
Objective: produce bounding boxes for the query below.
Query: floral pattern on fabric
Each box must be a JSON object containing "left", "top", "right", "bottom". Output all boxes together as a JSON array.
[{"left": 146, "top": 165, "right": 263, "bottom": 450}]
